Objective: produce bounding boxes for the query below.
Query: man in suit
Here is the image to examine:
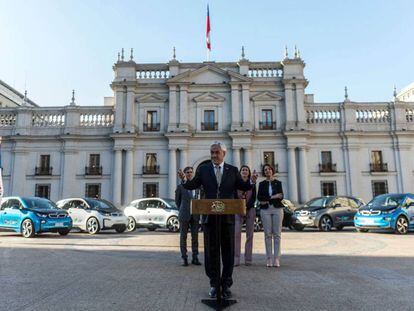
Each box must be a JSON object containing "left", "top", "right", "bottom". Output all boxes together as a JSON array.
[
  {"left": 178, "top": 141, "right": 257, "bottom": 299},
  {"left": 175, "top": 166, "right": 201, "bottom": 267}
]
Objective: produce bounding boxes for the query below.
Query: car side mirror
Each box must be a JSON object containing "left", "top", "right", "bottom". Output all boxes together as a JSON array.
[{"left": 11, "top": 205, "right": 20, "bottom": 210}]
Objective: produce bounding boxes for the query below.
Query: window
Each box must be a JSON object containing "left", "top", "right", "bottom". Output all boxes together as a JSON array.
[
  {"left": 202, "top": 110, "right": 216, "bottom": 130},
  {"left": 370, "top": 151, "right": 387, "bottom": 172},
  {"left": 36, "top": 155, "right": 52, "bottom": 175},
  {"left": 86, "top": 154, "right": 102, "bottom": 175},
  {"left": 143, "top": 183, "right": 158, "bottom": 197},
  {"left": 40, "top": 155, "right": 50, "bottom": 169},
  {"left": 371, "top": 151, "right": 382, "bottom": 165},
  {"left": 320, "top": 151, "right": 336, "bottom": 172},
  {"left": 260, "top": 109, "right": 274, "bottom": 129},
  {"left": 143, "top": 154, "right": 159, "bottom": 174},
  {"left": 263, "top": 152, "right": 275, "bottom": 166},
  {"left": 144, "top": 111, "right": 159, "bottom": 131},
  {"left": 85, "top": 183, "right": 101, "bottom": 198},
  {"left": 321, "top": 181, "right": 336, "bottom": 196},
  {"left": 372, "top": 181, "right": 388, "bottom": 197},
  {"left": 35, "top": 184, "right": 51, "bottom": 199}
]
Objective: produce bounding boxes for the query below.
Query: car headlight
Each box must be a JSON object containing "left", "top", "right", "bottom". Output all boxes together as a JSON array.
[
  {"left": 36, "top": 213, "right": 48, "bottom": 218},
  {"left": 309, "top": 211, "right": 318, "bottom": 216}
]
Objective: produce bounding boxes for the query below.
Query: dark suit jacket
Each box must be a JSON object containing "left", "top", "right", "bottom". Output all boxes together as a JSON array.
[
  {"left": 182, "top": 162, "right": 253, "bottom": 224},
  {"left": 175, "top": 184, "right": 200, "bottom": 223},
  {"left": 257, "top": 179, "right": 284, "bottom": 209}
]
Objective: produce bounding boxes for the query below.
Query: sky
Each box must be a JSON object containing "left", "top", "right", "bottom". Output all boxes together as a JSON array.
[{"left": 0, "top": 0, "right": 413, "bottom": 107}]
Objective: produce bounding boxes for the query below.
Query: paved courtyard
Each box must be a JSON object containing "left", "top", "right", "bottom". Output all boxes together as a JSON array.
[{"left": 0, "top": 228, "right": 413, "bottom": 311}]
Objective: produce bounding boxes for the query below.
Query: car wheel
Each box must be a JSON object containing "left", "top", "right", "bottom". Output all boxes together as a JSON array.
[
  {"left": 293, "top": 224, "right": 305, "bottom": 231},
  {"left": 86, "top": 217, "right": 100, "bottom": 234},
  {"left": 319, "top": 215, "right": 333, "bottom": 232},
  {"left": 395, "top": 216, "right": 409, "bottom": 234},
  {"left": 336, "top": 225, "right": 344, "bottom": 231},
  {"left": 254, "top": 217, "right": 263, "bottom": 232},
  {"left": 147, "top": 227, "right": 156, "bottom": 231},
  {"left": 127, "top": 217, "right": 136, "bottom": 232},
  {"left": 167, "top": 216, "right": 180, "bottom": 232},
  {"left": 356, "top": 228, "right": 368, "bottom": 233},
  {"left": 58, "top": 229, "right": 70, "bottom": 236},
  {"left": 21, "top": 219, "right": 35, "bottom": 238},
  {"left": 115, "top": 225, "right": 126, "bottom": 233}
]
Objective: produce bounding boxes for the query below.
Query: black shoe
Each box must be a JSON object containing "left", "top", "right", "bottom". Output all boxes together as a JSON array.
[
  {"left": 222, "top": 287, "right": 232, "bottom": 299},
  {"left": 209, "top": 287, "right": 217, "bottom": 298},
  {"left": 192, "top": 258, "right": 201, "bottom": 265},
  {"left": 182, "top": 258, "right": 189, "bottom": 266}
]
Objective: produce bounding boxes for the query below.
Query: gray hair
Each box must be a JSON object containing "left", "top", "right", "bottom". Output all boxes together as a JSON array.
[{"left": 210, "top": 141, "right": 227, "bottom": 152}]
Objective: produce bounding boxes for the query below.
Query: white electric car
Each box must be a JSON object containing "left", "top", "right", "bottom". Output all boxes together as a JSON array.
[
  {"left": 56, "top": 198, "right": 128, "bottom": 234},
  {"left": 124, "top": 198, "right": 180, "bottom": 232}
]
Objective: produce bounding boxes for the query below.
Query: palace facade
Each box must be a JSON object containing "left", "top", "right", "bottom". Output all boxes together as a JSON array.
[{"left": 1, "top": 49, "right": 413, "bottom": 206}]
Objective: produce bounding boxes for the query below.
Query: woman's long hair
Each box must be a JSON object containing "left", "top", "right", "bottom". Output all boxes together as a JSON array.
[{"left": 239, "top": 165, "right": 251, "bottom": 179}]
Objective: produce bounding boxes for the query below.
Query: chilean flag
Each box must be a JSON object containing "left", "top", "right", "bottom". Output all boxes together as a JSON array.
[{"left": 206, "top": 4, "right": 211, "bottom": 51}]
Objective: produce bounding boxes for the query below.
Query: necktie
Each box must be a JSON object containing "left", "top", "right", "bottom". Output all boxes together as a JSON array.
[{"left": 215, "top": 165, "right": 222, "bottom": 186}]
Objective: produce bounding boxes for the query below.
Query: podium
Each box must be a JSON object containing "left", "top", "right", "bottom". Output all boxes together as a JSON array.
[{"left": 191, "top": 199, "right": 246, "bottom": 311}]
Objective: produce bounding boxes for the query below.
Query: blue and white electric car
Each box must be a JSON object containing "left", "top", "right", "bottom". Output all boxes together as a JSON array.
[
  {"left": 354, "top": 193, "right": 414, "bottom": 234},
  {"left": 0, "top": 196, "right": 72, "bottom": 238}
]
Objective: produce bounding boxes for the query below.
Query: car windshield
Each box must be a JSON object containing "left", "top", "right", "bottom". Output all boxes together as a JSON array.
[
  {"left": 366, "top": 194, "right": 405, "bottom": 208},
  {"left": 85, "top": 199, "right": 116, "bottom": 210},
  {"left": 162, "top": 198, "right": 177, "bottom": 209},
  {"left": 303, "top": 197, "right": 334, "bottom": 208},
  {"left": 22, "top": 198, "right": 57, "bottom": 210}
]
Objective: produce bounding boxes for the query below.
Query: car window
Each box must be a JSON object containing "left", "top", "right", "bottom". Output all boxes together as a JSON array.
[
  {"left": 403, "top": 197, "right": 414, "bottom": 208},
  {"left": 8, "top": 199, "right": 22, "bottom": 209},
  {"left": 331, "top": 197, "right": 348, "bottom": 207},
  {"left": 137, "top": 201, "right": 147, "bottom": 210},
  {"left": 145, "top": 200, "right": 160, "bottom": 209},
  {"left": 348, "top": 198, "right": 360, "bottom": 209},
  {"left": 0, "top": 199, "right": 9, "bottom": 210},
  {"left": 72, "top": 200, "right": 87, "bottom": 209}
]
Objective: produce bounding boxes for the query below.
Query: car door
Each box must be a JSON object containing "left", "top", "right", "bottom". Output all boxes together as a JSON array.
[
  {"left": 133, "top": 201, "right": 149, "bottom": 225},
  {"left": 155, "top": 200, "right": 169, "bottom": 226},
  {"left": 0, "top": 199, "right": 9, "bottom": 226},
  {"left": 68, "top": 200, "right": 87, "bottom": 226},
  {"left": 3, "top": 199, "right": 23, "bottom": 229},
  {"left": 329, "top": 197, "right": 349, "bottom": 226},
  {"left": 404, "top": 196, "right": 414, "bottom": 228},
  {"left": 145, "top": 199, "right": 162, "bottom": 224}
]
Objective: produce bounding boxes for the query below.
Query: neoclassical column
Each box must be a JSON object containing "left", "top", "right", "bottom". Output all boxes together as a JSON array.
[
  {"left": 180, "top": 148, "right": 188, "bottom": 170},
  {"left": 179, "top": 85, "right": 188, "bottom": 127},
  {"left": 287, "top": 147, "right": 298, "bottom": 203},
  {"left": 125, "top": 89, "right": 136, "bottom": 133},
  {"left": 347, "top": 145, "right": 361, "bottom": 198},
  {"left": 244, "top": 148, "right": 252, "bottom": 170},
  {"left": 61, "top": 150, "right": 78, "bottom": 199},
  {"left": 231, "top": 84, "right": 240, "bottom": 128},
  {"left": 124, "top": 149, "right": 134, "bottom": 205},
  {"left": 232, "top": 148, "right": 241, "bottom": 168},
  {"left": 168, "top": 148, "right": 177, "bottom": 198},
  {"left": 11, "top": 149, "right": 27, "bottom": 196},
  {"left": 168, "top": 85, "right": 177, "bottom": 129},
  {"left": 241, "top": 84, "right": 251, "bottom": 128},
  {"left": 113, "top": 149, "right": 122, "bottom": 206},
  {"left": 298, "top": 147, "right": 309, "bottom": 203}
]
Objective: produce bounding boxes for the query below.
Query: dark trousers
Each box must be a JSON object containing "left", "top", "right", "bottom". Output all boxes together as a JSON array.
[
  {"left": 203, "top": 217, "right": 235, "bottom": 288},
  {"left": 179, "top": 216, "right": 199, "bottom": 259}
]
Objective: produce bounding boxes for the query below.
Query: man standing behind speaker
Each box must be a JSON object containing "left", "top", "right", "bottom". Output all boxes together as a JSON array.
[
  {"left": 178, "top": 141, "right": 258, "bottom": 299},
  {"left": 175, "top": 166, "right": 201, "bottom": 267}
]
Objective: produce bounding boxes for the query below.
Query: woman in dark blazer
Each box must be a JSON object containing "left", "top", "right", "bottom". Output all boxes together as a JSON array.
[
  {"left": 257, "top": 164, "right": 284, "bottom": 267},
  {"left": 234, "top": 165, "right": 257, "bottom": 266}
]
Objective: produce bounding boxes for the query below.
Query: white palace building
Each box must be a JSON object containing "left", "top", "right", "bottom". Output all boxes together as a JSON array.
[{"left": 1, "top": 48, "right": 414, "bottom": 206}]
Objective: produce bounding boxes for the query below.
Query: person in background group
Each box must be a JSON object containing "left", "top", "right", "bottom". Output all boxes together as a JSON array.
[
  {"left": 234, "top": 165, "right": 257, "bottom": 266},
  {"left": 257, "top": 164, "right": 284, "bottom": 267},
  {"left": 175, "top": 166, "right": 201, "bottom": 267}
]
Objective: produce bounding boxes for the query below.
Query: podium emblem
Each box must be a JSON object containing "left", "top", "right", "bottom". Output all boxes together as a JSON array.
[{"left": 211, "top": 200, "right": 225, "bottom": 213}]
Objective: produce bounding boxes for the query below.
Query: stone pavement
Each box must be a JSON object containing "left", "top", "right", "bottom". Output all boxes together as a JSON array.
[{"left": 0, "top": 228, "right": 413, "bottom": 311}]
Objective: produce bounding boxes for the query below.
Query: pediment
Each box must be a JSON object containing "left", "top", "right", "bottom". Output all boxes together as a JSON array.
[
  {"left": 193, "top": 92, "right": 226, "bottom": 103},
  {"left": 168, "top": 64, "right": 252, "bottom": 84},
  {"left": 251, "top": 91, "right": 283, "bottom": 101},
  {"left": 136, "top": 93, "right": 167, "bottom": 103}
]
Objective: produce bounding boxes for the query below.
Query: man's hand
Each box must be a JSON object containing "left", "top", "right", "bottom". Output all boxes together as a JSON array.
[
  {"left": 177, "top": 169, "right": 186, "bottom": 182},
  {"left": 272, "top": 193, "right": 283, "bottom": 199},
  {"left": 251, "top": 170, "right": 258, "bottom": 183}
]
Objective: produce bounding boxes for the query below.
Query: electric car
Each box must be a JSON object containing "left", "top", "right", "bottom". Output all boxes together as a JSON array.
[
  {"left": 0, "top": 196, "right": 72, "bottom": 238},
  {"left": 56, "top": 198, "right": 128, "bottom": 234},
  {"left": 354, "top": 193, "right": 414, "bottom": 234},
  {"left": 124, "top": 198, "right": 180, "bottom": 232}
]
